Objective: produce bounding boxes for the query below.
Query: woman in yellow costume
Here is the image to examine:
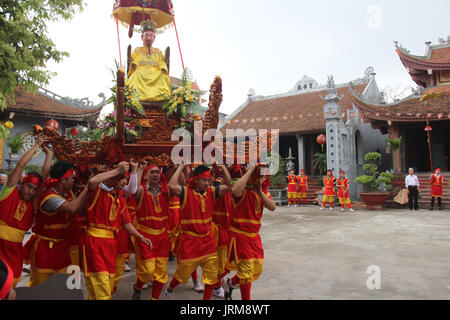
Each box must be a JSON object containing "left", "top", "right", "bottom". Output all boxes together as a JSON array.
[{"left": 127, "top": 20, "right": 171, "bottom": 102}]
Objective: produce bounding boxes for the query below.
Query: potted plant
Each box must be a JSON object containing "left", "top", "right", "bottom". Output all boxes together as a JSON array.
[
  {"left": 355, "top": 152, "right": 393, "bottom": 210},
  {"left": 387, "top": 137, "right": 404, "bottom": 187},
  {"left": 6, "top": 133, "right": 23, "bottom": 159},
  {"left": 313, "top": 152, "right": 327, "bottom": 175}
]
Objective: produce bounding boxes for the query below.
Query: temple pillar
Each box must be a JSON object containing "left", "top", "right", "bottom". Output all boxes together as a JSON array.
[
  {"left": 296, "top": 134, "right": 305, "bottom": 171},
  {"left": 391, "top": 123, "right": 402, "bottom": 174}
]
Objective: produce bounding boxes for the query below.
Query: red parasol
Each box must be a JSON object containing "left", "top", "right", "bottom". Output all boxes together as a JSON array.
[{"left": 113, "top": 0, "right": 174, "bottom": 37}]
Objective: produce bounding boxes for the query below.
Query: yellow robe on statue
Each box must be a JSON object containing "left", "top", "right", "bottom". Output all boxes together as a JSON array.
[{"left": 127, "top": 46, "right": 171, "bottom": 102}]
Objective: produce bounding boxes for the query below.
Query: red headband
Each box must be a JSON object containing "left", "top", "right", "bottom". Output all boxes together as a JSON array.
[
  {"left": 195, "top": 171, "right": 212, "bottom": 180},
  {"left": 340, "top": 171, "right": 345, "bottom": 174},
  {"left": 188, "top": 170, "right": 212, "bottom": 189},
  {"left": 61, "top": 169, "right": 75, "bottom": 180},
  {"left": 300, "top": 170, "right": 305, "bottom": 173},
  {"left": 22, "top": 174, "right": 42, "bottom": 187},
  {"left": 0, "top": 261, "right": 13, "bottom": 300}
]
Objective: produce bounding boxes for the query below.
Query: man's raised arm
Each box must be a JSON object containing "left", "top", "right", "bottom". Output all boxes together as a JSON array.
[
  {"left": 5, "top": 134, "right": 48, "bottom": 189},
  {"left": 88, "top": 162, "right": 129, "bottom": 192}
]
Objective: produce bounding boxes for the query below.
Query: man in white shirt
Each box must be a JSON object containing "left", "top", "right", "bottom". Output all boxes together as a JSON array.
[{"left": 405, "top": 168, "right": 420, "bottom": 211}]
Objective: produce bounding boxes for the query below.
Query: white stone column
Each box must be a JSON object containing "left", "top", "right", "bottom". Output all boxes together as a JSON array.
[{"left": 296, "top": 134, "right": 305, "bottom": 171}]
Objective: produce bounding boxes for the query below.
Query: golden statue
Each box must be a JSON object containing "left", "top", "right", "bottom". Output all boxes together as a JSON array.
[{"left": 127, "top": 20, "right": 171, "bottom": 102}]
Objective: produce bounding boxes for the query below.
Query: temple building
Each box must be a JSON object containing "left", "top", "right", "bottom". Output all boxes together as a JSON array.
[
  {"left": 220, "top": 68, "right": 388, "bottom": 176},
  {"left": 352, "top": 38, "right": 450, "bottom": 173},
  {"left": 0, "top": 87, "right": 105, "bottom": 170}
]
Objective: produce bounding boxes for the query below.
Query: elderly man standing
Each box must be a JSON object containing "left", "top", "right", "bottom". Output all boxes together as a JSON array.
[
  {"left": 405, "top": 168, "right": 420, "bottom": 211},
  {"left": 0, "top": 174, "right": 7, "bottom": 192}
]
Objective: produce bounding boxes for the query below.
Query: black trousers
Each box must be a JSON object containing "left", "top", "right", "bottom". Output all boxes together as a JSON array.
[{"left": 408, "top": 186, "right": 419, "bottom": 210}]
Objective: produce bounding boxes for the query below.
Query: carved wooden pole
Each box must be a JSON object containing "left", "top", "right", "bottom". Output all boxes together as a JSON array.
[{"left": 117, "top": 68, "right": 125, "bottom": 144}]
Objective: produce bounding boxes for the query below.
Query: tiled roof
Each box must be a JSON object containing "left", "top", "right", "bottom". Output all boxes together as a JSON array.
[
  {"left": 6, "top": 88, "right": 104, "bottom": 121},
  {"left": 221, "top": 84, "right": 367, "bottom": 135},
  {"left": 396, "top": 46, "right": 450, "bottom": 69},
  {"left": 352, "top": 92, "right": 450, "bottom": 123}
]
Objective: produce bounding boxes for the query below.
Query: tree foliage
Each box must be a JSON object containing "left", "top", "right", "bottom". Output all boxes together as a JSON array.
[{"left": 0, "top": 0, "right": 84, "bottom": 110}]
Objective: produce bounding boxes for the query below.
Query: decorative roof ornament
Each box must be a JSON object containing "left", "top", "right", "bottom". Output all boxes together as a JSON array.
[
  {"left": 320, "top": 75, "right": 343, "bottom": 103},
  {"left": 38, "top": 88, "right": 106, "bottom": 109},
  {"left": 393, "top": 40, "right": 410, "bottom": 53}
]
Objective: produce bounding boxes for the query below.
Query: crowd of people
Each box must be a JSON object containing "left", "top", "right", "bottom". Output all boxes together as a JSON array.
[
  {"left": 0, "top": 134, "right": 276, "bottom": 300},
  {"left": 286, "top": 169, "right": 355, "bottom": 212}
]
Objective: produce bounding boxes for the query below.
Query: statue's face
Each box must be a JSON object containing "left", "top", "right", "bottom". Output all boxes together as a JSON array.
[{"left": 142, "top": 30, "right": 155, "bottom": 47}]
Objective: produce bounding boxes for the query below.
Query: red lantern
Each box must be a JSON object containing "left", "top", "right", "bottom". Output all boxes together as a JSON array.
[
  {"left": 317, "top": 134, "right": 326, "bottom": 152},
  {"left": 424, "top": 125, "right": 432, "bottom": 132},
  {"left": 45, "top": 119, "right": 59, "bottom": 130},
  {"left": 70, "top": 128, "right": 79, "bottom": 136}
]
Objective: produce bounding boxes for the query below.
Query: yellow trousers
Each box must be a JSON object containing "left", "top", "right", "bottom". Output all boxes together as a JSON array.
[
  {"left": 236, "top": 259, "right": 263, "bottom": 284},
  {"left": 217, "top": 246, "right": 228, "bottom": 277},
  {"left": 135, "top": 255, "right": 169, "bottom": 285},
  {"left": 113, "top": 253, "right": 130, "bottom": 291},
  {"left": 85, "top": 274, "right": 115, "bottom": 300},
  {"left": 173, "top": 255, "right": 219, "bottom": 286}
]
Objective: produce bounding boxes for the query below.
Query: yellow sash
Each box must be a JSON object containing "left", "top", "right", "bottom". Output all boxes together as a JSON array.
[
  {"left": 35, "top": 234, "right": 64, "bottom": 249},
  {"left": 0, "top": 223, "right": 25, "bottom": 243},
  {"left": 85, "top": 226, "right": 114, "bottom": 239},
  {"left": 230, "top": 226, "right": 258, "bottom": 238},
  {"left": 136, "top": 223, "right": 166, "bottom": 236}
]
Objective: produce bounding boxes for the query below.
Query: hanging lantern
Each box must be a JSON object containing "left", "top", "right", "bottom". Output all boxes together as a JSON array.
[
  {"left": 424, "top": 124, "right": 432, "bottom": 133},
  {"left": 70, "top": 128, "right": 79, "bottom": 136},
  {"left": 317, "top": 134, "right": 326, "bottom": 152},
  {"left": 45, "top": 119, "right": 59, "bottom": 130}
]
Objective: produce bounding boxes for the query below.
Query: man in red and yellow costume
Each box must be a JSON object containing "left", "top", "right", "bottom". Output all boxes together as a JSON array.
[
  {"left": 0, "top": 135, "right": 50, "bottom": 287},
  {"left": 321, "top": 170, "right": 336, "bottom": 210},
  {"left": 296, "top": 169, "right": 308, "bottom": 206},
  {"left": 286, "top": 169, "right": 298, "bottom": 207},
  {"left": 25, "top": 162, "right": 89, "bottom": 287},
  {"left": 336, "top": 171, "right": 354, "bottom": 212},
  {"left": 223, "top": 164, "right": 276, "bottom": 300},
  {"left": 112, "top": 161, "right": 144, "bottom": 294},
  {"left": 82, "top": 162, "right": 152, "bottom": 300},
  {"left": 430, "top": 167, "right": 444, "bottom": 211},
  {"left": 210, "top": 164, "right": 232, "bottom": 299},
  {"left": 165, "top": 164, "right": 231, "bottom": 300},
  {"left": 131, "top": 164, "right": 173, "bottom": 300}
]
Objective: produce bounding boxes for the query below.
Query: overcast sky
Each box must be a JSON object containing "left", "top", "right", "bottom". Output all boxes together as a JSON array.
[{"left": 45, "top": 0, "right": 450, "bottom": 116}]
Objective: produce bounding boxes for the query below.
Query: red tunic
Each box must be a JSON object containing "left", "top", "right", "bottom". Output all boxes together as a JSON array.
[
  {"left": 212, "top": 192, "right": 231, "bottom": 248},
  {"left": 287, "top": 175, "right": 297, "bottom": 193},
  {"left": 229, "top": 188, "right": 267, "bottom": 264},
  {"left": 82, "top": 186, "right": 130, "bottom": 276},
  {"left": 134, "top": 187, "right": 171, "bottom": 260},
  {"left": 431, "top": 175, "right": 443, "bottom": 197},
  {"left": 116, "top": 192, "right": 137, "bottom": 256},
  {"left": 176, "top": 186, "right": 217, "bottom": 262},
  {"left": 337, "top": 178, "right": 350, "bottom": 199},
  {"left": 0, "top": 186, "right": 34, "bottom": 279},
  {"left": 297, "top": 176, "right": 308, "bottom": 193},
  {"left": 24, "top": 189, "right": 75, "bottom": 273},
  {"left": 323, "top": 176, "right": 336, "bottom": 196}
]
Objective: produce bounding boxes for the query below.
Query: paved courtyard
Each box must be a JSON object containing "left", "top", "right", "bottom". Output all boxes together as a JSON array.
[{"left": 17, "top": 205, "right": 450, "bottom": 300}]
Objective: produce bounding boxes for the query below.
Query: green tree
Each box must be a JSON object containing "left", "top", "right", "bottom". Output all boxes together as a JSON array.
[{"left": 0, "top": 0, "right": 84, "bottom": 136}]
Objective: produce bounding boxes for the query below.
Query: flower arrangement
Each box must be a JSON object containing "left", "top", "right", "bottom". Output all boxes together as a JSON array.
[{"left": 161, "top": 69, "right": 205, "bottom": 131}]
